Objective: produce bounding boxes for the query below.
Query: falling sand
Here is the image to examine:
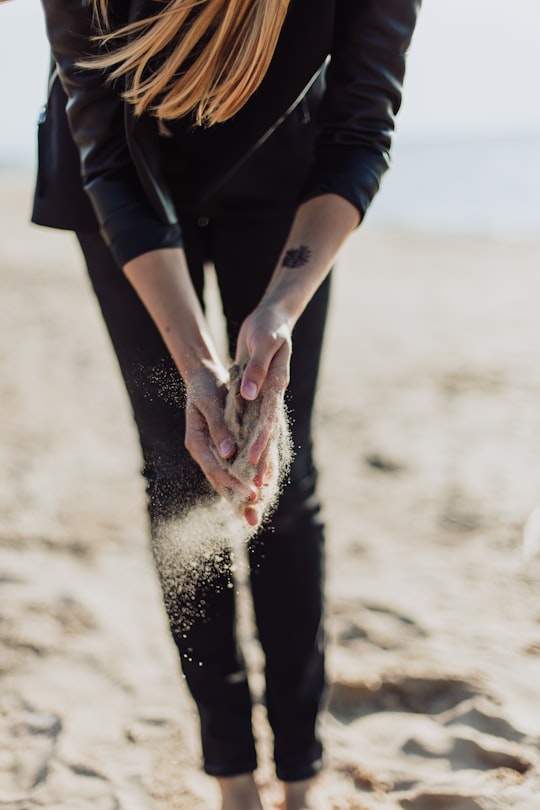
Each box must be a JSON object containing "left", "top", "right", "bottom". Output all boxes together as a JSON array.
[{"left": 152, "top": 364, "right": 292, "bottom": 636}]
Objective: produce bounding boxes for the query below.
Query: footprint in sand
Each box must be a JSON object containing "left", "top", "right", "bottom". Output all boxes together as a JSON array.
[
  {"left": 0, "top": 595, "right": 96, "bottom": 673},
  {"left": 441, "top": 697, "right": 536, "bottom": 745},
  {"left": 332, "top": 602, "right": 426, "bottom": 651},
  {"left": 402, "top": 732, "right": 531, "bottom": 774},
  {"left": 523, "top": 640, "right": 540, "bottom": 657},
  {"left": 0, "top": 699, "right": 125, "bottom": 809},
  {"left": 34, "top": 760, "right": 123, "bottom": 809},
  {"left": 326, "top": 671, "right": 538, "bottom": 808},
  {"left": 328, "top": 672, "right": 481, "bottom": 717},
  {"left": 0, "top": 574, "right": 26, "bottom": 585},
  {"left": 329, "top": 600, "right": 539, "bottom": 810},
  {"left": 400, "top": 793, "right": 486, "bottom": 810},
  {"left": 0, "top": 700, "right": 62, "bottom": 796}
]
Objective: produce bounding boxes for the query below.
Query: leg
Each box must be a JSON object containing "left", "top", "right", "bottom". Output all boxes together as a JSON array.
[
  {"left": 217, "top": 775, "right": 264, "bottom": 810},
  {"left": 76, "top": 229, "right": 257, "bottom": 778},
  {"left": 210, "top": 212, "right": 329, "bottom": 782},
  {"left": 283, "top": 778, "right": 325, "bottom": 810},
  {"left": 248, "top": 279, "right": 329, "bottom": 784}
]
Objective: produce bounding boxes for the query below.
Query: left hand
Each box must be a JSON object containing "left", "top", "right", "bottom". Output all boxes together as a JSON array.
[{"left": 184, "top": 362, "right": 258, "bottom": 504}]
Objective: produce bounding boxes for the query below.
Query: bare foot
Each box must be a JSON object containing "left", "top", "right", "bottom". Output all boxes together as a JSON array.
[
  {"left": 283, "top": 778, "right": 324, "bottom": 810},
  {"left": 218, "top": 774, "right": 264, "bottom": 810}
]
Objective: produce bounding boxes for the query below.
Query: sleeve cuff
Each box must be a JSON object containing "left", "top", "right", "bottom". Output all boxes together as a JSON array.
[
  {"left": 85, "top": 178, "right": 184, "bottom": 267},
  {"left": 300, "top": 144, "right": 391, "bottom": 222},
  {"left": 98, "top": 200, "right": 183, "bottom": 267}
]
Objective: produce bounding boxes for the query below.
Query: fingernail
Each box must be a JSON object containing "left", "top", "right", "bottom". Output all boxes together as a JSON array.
[
  {"left": 242, "top": 381, "right": 257, "bottom": 400},
  {"left": 219, "top": 439, "right": 235, "bottom": 458}
]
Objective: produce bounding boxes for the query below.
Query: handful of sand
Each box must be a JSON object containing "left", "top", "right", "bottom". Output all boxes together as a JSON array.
[{"left": 212, "top": 364, "right": 292, "bottom": 526}]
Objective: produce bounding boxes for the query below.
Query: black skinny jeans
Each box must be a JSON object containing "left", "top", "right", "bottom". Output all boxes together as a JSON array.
[
  {"left": 75, "top": 77, "right": 330, "bottom": 779},
  {"left": 76, "top": 205, "right": 330, "bottom": 781}
]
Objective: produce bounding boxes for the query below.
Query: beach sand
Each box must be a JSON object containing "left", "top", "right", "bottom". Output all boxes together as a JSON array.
[{"left": 1, "top": 170, "right": 540, "bottom": 810}]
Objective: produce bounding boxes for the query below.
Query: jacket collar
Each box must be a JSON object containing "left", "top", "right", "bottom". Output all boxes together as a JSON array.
[{"left": 130, "top": 0, "right": 334, "bottom": 202}]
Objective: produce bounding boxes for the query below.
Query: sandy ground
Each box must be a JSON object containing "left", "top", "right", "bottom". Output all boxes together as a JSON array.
[{"left": 2, "top": 170, "right": 540, "bottom": 810}]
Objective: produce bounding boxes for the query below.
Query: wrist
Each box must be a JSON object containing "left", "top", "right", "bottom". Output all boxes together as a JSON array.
[
  {"left": 123, "top": 247, "right": 225, "bottom": 380},
  {"left": 180, "top": 352, "right": 229, "bottom": 387},
  {"left": 258, "top": 289, "right": 300, "bottom": 332}
]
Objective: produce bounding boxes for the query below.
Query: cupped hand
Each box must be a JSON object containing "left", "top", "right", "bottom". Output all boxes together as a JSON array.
[
  {"left": 235, "top": 303, "right": 292, "bottom": 475},
  {"left": 184, "top": 361, "right": 257, "bottom": 505}
]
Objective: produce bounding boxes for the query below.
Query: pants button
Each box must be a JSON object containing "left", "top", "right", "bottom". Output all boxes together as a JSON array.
[{"left": 197, "top": 215, "right": 210, "bottom": 227}]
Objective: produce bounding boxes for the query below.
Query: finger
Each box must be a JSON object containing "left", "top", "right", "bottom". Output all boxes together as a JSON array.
[
  {"left": 243, "top": 505, "right": 260, "bottom": 527},
  {"left": 191, "top": 435, "right": 249, "bottom": 495},
  {"left": 185, "top": 376, "right": 236, "bottom": 460},
  {"left": 241, "top": 332, "right": 284, "bottom": 400},
  {"left": 262, "top": 340, "right": 291, "bottom": 391},
  {"left": 198, "top": 403, "right": 236, "bottom": 459},
  {"left": 185, "top": 411, "right": 247, "bottom": 495},
  {"left": 208, "top": 423, "right": 237, "bottom": 460},
  {"left": 249, "top": 389, "right": 282, "bottom": 466},
  {"left": 240, "top": 364, "right": 265, "bottom": 401},
  {"left": 221, "top": 484, "right": 259, "bottom": 510},
  {"left": 253, "top": 454, "right": 267, "bottom": 489}
]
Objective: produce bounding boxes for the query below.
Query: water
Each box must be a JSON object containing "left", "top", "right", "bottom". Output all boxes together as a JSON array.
[
  {"left": 368, "top": 135, "right": 540, "bottom": 242},
  {"left": 5, "top": 129, "right": 538, "bottom": 243}
]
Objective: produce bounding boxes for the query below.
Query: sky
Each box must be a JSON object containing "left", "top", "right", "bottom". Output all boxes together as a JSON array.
[
  {"left": 0, "top": 0, "right": 539, "bottom": 166},
  {"left": 397, "top": 0, "right": 540, "bottom": 139}
]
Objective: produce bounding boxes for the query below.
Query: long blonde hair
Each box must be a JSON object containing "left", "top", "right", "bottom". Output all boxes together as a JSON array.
[{"left": 87, "top": 0, "right": 290, "bottom": 126}]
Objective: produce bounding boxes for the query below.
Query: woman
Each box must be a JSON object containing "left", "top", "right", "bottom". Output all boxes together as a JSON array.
[{"left": 33, "top": 1, "right": 420, "bottom": 807}]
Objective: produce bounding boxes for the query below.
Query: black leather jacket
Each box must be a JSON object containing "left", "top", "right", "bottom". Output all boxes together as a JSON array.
[{"left": 35, "top": 0, "right": 421, "bottom": 267}]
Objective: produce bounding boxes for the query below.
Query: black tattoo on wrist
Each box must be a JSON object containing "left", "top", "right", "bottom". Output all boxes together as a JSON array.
[{"left": 282, "top": 245, "right": 311, "bottom": 269}]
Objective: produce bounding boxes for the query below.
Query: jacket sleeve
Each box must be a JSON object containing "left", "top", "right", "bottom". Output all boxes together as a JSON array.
[
  {"left": 40, "top": 0, "right": 183, "bottom": 267},
  {"left": 301, "top": 0, "right": 421, "bottom": 220}
]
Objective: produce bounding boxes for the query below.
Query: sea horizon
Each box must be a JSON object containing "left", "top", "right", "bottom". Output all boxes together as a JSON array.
[{"left": 4, "top": 131, "right": 538, "bottom": 244}]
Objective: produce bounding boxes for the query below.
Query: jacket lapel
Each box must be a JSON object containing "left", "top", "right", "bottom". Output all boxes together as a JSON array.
[{"left": 129, "top": 0, "right": 335, "bottom": 207}]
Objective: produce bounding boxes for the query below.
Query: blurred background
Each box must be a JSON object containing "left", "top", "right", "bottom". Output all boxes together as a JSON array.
[
  {"left": 2, "top": 5, "right": 540, "bottom": 808},
  {"left": 1, "top": 0, "right": 539, "bottom": 239}
]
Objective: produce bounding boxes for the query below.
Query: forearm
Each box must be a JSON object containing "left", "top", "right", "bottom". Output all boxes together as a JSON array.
[
  {"left": 234, "top": 193, "right": 359, "bottom": 403},
  {"left": 261, "top": 193, "right": 360, "bottom": 328},
  {"left": 124, "top": 246, "right": 260, "bottom": 501},
  {"left": 123, "top": 247, "right": 223, "bottom": 380}
]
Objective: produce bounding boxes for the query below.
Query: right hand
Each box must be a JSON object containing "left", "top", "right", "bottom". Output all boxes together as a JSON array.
[
  {"left": 235, "top": 302, "right": 292, "bottom": 481},
  {"left": 184, "top": 362, "right": 257, "bottom": 504}
]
